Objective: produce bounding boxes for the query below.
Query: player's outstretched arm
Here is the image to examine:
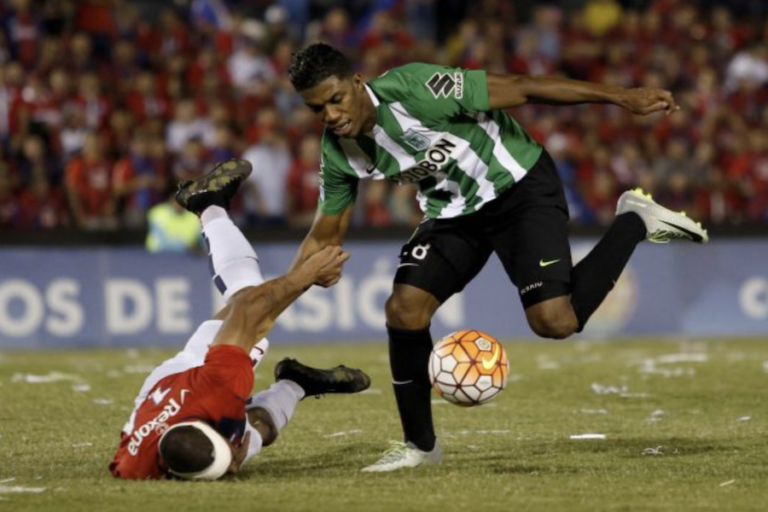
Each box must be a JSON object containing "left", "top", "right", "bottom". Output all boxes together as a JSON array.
[
  {"left": 486, "top": 72, "right": 678, "bottom": 116},
  {"left": 214, "top": 246, "right": 351, "bottom": 352},
  {"left": 289, "top": 205, "right": 355, "bottom": 286}
]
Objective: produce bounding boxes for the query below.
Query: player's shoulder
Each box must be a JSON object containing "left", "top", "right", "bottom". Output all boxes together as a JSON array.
[
  {"left": 318, "top": 130, "right": 355, "bottom": 176},
  {"left": 369, "top": 63, "right": 447, "bottom": 98}
]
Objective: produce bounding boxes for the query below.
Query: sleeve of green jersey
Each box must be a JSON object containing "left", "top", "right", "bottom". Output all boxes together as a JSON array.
[
  {"left": 373, "top": 63, "right": 490, "bottom": 119},
  {"left": 318, "top": 144, "right": 359, "bottom": 215}
]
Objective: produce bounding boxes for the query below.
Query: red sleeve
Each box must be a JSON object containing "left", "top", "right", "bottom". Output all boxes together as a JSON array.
[{"left": 198, "top": 345, "right": 254, "bottom": 399}]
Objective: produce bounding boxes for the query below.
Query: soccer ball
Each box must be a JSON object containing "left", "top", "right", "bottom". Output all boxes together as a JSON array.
[{"left": 428, "top": 330, "right": 509, "bottom": 407}]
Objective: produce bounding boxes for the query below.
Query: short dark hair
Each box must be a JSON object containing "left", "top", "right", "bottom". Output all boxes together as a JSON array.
[
  {"left": 288, "top": 43, "right": 351, "bottom": 92},
  {"left": 159, "top": 426, "right": 214, "bottom": 474}
]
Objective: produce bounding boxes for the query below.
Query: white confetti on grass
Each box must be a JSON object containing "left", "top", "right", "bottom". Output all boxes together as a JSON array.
[
  {"left": 0, "top": 485, "right": 46, "bottom": 494},
  {"left": 591, "top": 383, "right": 628, "bottom": 395},
  {"left": 580, "top": 408, "right": 608, "bottom": 415},
  {"left": 645, "top": 409, "right": 666, "bottom": 423},
  {"left": 11, "top": 372, "right": 81, "bottom": 384},
  {"left": 763, "top": 361, "right": 768, "bottom": 373},
  {"left": 655, "top": 353, "right": 708, "bottom": 364},
  {"left": 642, "top": 446, "right": 664, "bottom": 456},
  {"left": 123, "top": 365, "right": 154, "bottom": 374},
  {"left": 93, "top": 398, "right": 113, "bottom": 405},
  {"left": 72, "top": 384, "right": 91, "bottom": 392},
  {"left": 737, "top": 416, "right": 752, "bottom": 422},
  {"left": 719, "top": 479, "right": 735, "bottom": 487},
  {"left": 570, "top": 434, "right": 606, "bottom": 440},
  {"left": 323, "top": 430, "right": 362, "bottom": 438}
]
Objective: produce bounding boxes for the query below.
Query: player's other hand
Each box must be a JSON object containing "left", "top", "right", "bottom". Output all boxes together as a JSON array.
[
  {"left": 620, "top": 87, "right": 678, "bottom": 116},
  {"left": 302, "top": 245, "right": 351, "bottom": 288}
]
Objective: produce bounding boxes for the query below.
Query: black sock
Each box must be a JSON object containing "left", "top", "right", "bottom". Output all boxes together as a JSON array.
[
  {"left": 571, "top": 213, "right": 646, "bottom": 330},
  {"left": 387, "top": 324, "right": 436, "bottom": 451}
]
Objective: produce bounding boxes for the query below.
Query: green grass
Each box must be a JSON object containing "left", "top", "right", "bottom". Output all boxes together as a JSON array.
[{"left": 1, "top": 338, "right": 767, "bottom": 512}]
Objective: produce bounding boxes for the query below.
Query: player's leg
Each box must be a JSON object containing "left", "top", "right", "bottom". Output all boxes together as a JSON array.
[
  {"left": 239, "top": 358, "right": 370, "bottom": 465},
  {"left": 176, "top": 158, "right": 272, "bottom": 356},
  {"left": 571, "top": 187, "right": 708, "bottom": 330},
  {"left": 362, "top": 220, "right": 491, "bottom": 472}
]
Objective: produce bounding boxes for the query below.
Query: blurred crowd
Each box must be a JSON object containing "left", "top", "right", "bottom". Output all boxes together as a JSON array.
[{"left": 0, "top": 0, "right": 766, "bottom": 234}]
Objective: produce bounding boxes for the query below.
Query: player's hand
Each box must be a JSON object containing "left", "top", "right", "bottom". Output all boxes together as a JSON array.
[
  {"left": 619, "top": 87, "right": 678, "bottom": 116},
  {"left": 227, "top": 430, "right": 251, "bottom": 475},
  {"left": 302, "top": 245, "right": 351, "bottom": 287}
]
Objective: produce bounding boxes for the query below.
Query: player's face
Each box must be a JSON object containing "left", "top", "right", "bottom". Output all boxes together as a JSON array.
[{"left": 300, "top": 74, "right": 375, "bottom": 138}]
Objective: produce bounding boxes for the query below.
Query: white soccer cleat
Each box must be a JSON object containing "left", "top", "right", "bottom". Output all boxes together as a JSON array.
[
  {"left": 360, "top": 440, "right": 443, "bottom": 473},
  {"left": 616, "top": 188, "right": 709, "bottom": 244}
]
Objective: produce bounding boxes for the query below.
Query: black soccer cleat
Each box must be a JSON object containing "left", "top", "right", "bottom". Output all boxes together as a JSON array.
[
  {"left": 175, "top": 158, "right": 252, "bottom": 215},
  {"left": 274, "top": 358, "right": 371, "bottom": 397}
]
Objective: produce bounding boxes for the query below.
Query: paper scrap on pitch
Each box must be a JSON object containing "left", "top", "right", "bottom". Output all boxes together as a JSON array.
[
  {"left": 570, "top": 434, "right": 606, "bottom": 440},
  {"left": 93, "top": 398, "right": 113, "bottom": 405},
  {"left": 580, "top": 408, "right": 608, "bottom": 415},
  {"left": 591, "top": 383, "right": 628, "bottom": 395},
  {"left": 12, "top": 372, "right": 80, "bottom": 384},
  {"left": 719, "top": 479, "right": 735, "bottom": 487},
  {"left": 323, "top": 429, "right": 362, "bottom": 438},
  {"left": 655, "top": 353, "right": 708, "bottom": 364},
  {"left": 72, "top": 384, "right": 91, "bottom": 392},
  {"left": 0, "top": 485, "right": 46, "bottom": 494},
  {"left": 737, "top": 416, "right": 751, "bottom": 422}
]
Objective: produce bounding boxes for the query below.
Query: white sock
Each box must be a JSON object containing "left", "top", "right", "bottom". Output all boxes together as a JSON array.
[
  {"left": 246, "top": 380, "right": 305, "bottom": 431},
  {"left": 241, "top": 420, "right": 265, "bottom": 465},
  {"left": 201, "top": 206, "right": 265, "bottom": 303}
]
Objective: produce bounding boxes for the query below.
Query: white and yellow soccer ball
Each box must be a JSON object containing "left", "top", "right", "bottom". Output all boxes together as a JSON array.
[{"left": 428, "top": 330, "right": 510, "bottom": 407}]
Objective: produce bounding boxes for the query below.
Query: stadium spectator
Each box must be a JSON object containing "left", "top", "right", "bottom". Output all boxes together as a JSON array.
[
  {"left": 286, "top": 133, "right": 320, "bottom": 228},
  {"left": 0, "top": 0, "right": 764, "bottom": 232},
  {"left": 241, "top": 106, "right": 290, "bottom": 226},
  {"left": 113, "top": 130, "right": 168, "bottom": 228},
  {"left": 64, "top": 130, "right": 116, "bottom": 229},
  {"left": 145, "top": 195, "right": 201, "bottom": 253}
]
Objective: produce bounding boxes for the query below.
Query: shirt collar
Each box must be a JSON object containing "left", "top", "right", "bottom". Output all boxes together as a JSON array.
[{"left": 365, "top": 84, "right": 380, "bottom": 107}]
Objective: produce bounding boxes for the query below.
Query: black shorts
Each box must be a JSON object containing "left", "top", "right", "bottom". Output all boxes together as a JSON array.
[{"left": 394, "top": 150, "right": 572, "bottom": 309}]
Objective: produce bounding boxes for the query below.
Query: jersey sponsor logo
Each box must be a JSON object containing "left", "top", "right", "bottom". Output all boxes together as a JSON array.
[
  {"left": 402, "top": 129, "right": 431, "bottom": 151},
  {"left": 391, "top": 138, "right": 456, "bottom": 184},
  {"left": 520, "top": 281, "right": 543, "bottom": 296},
  {"left": 128, "top": 398, "right": 182, "bottom": 456},
  {"left": 426, "top": 72, "right": 463, "bottom": 99},
  {"left": 151, "top": 387, "right": 171, "bottom": 405}
]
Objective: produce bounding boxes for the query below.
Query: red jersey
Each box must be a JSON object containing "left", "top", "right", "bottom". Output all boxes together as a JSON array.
[{"left": 109, "top": 345, "right": 254, "bottom": 479}]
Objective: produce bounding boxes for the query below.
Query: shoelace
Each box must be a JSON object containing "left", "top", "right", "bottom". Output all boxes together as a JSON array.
[
  {"left": 372, "top": 441, "right": 410, "bottom": 465},
  {"left": 648, "top": 229, "right": 689, "bottom": 244}
]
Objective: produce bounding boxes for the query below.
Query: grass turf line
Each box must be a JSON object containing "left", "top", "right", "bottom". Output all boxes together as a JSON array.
[{"left": 0, "top": 338, "right": 767, "bottom": 512}]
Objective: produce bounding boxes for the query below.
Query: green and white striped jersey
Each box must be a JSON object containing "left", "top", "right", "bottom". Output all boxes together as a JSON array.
[{"left": 318, "top": 63, "right": 543, "bottom": 219}]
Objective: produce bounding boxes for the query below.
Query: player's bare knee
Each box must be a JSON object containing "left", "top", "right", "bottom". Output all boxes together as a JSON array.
[
  {"left": 385, "top": 294, "right": 430, "bottom": 329},
  {"left": 526, "top": 305, "right": 578, "bottom": 340}
]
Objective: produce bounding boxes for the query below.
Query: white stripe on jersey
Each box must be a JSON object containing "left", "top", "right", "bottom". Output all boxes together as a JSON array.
[
  {"left": 389, "top": 102, "right": 496, "bottom": 217},
  {"left": 470, "top": 112, "right": 527, "bottom": 183},
  {"left": 338, "top": 138, "right": 384, "bottom": 179},
  {"left": 371, "top": 125, "right": 416, "bottom": 171}
]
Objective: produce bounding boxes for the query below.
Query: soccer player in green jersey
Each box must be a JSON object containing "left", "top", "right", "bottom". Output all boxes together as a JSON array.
[{"left": 287, "top": 43, "right": 709, "bottom": 472}]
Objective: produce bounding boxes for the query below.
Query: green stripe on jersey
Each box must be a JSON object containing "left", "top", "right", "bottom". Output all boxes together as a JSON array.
[{"left": 317, "top": 63, "right": 543, "bottom": 219}]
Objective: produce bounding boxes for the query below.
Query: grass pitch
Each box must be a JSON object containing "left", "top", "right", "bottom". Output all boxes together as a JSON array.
[{"left": 1, "top": 338, "right": 767, "bottom": 512}]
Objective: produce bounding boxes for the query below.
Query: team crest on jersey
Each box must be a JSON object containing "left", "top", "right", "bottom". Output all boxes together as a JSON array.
[
  {"left": 425, "top": 72, "right": 463, "bottom": 99},
  {"left": 402, "top": 129, "right": 431, "bottom": 151}
]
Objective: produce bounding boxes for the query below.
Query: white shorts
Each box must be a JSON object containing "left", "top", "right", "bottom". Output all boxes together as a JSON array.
[{"left": 122, "top": 320, "right": 269, "bottom": 460}]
